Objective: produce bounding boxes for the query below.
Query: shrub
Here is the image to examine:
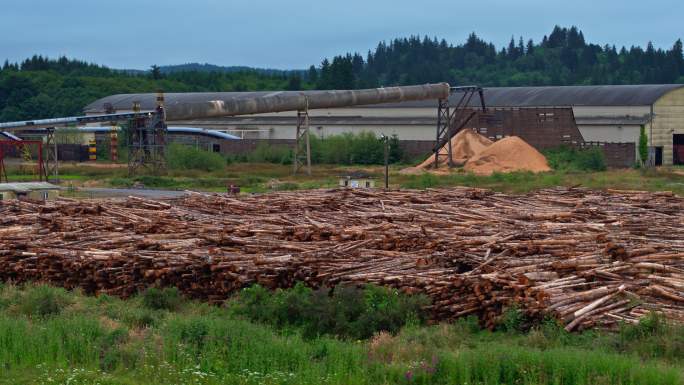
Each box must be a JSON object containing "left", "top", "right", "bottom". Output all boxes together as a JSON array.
[
  {"left": 18, "top": 284, "right": 71, "bottom": 318},
  {"left": 141, "top": 287, "right": 182, "bottom": 311},
  {"left": 544, "top": 145, "right": 607, "bottom": 171},
  {"left": 166, "top": 143, "right": 226, "bottom": 171},
  {"left": 499, "top": 304, "right": 525, "bottom": 332},
  {"left": 243, "top": 132, "right": 396, "bottom": 165},
  {"left": 230, "top": 282, "right": 429, "bottom": 340},
  {"left": 639, "top": 125, "right": 648, "bottom": 165},
  {"left": 248, "top": 143, "right": 293, "bottom": 164}
]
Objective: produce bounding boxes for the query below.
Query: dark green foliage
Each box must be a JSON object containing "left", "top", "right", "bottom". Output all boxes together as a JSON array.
[
  {"left": 166, "top": 143, "right": 227, "bottom": 171},
  {"left": 247, "top": 143, "right": 293, "bottom": 164},
  {"left": 141, "top": 287, "right": 182, "bottom": 311},
  {"left": 639, "top": 125, "right": 649, "bottom": 164},
  {"left": 0, "top": 283, "right": 682, "bottom": 384},
  {"left": 17, "top": 284, "right": 71, "bottom": 318},
  {"left": 242, "top": 132, "right": 400, "bottom": 165},
  {"left": 388, "top": 134, "right": 403, "bottom": 163},
  {"left": 310, "top": 132, "right": 385, "bottom": 165},
  {"left": 0, "top": 56, "right": 311, "bottom": 121},
  {"left": 150, "top": 64, "right": 163, "bottom": 80},
  {"left": 500, "top": 304, "right": 526, "bottom": 332},
  {"left": 544, "top": 146, "right": 607, "bottom": 171},
  {"left": 231, "top": 283, "right": 430, "bottom": 340},
  {"left": 310, "top": 26, "right": 684, "bottom": 89}
]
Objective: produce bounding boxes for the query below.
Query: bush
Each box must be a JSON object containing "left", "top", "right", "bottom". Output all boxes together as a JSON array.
[
  {"left": 241, "top": 132, "right": 399, "bottom": 165},
  {"left": 230, "top": 283, "right": 430, "bottom": 340},
  {"left": 166, "top": 143, "right": 226, "bottom": 171},
  {"left": 141, "top": 287, "right": 182, "bottom": 311},
  {"left": 247, "top": 143, "right": 292, "bottom": 164},
  {"left": 499, "top": 304, "right": 525, "bottom": 332},
  {"left": 639, "top": 125, "right": 648, "bottom": 165},
  {"left": 544, "top": 146, "right": 607, "bottom": 171},
  {"left": 18, "top": 284, "right": 71, "bottom": 318}
]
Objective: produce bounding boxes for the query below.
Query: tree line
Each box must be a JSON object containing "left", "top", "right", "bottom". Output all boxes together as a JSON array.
[
  {"left": 0, "top": 26, "right": 683, "bottom": 121},
  {"left": 0, "top": 56, "right": 309, "bottom": 121},
  {"left": 310, "top": 26, "right": 684, "bottom": 89}
]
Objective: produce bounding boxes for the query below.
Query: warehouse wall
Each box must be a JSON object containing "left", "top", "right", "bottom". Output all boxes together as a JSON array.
[
  {"left": 578, "top": 125, "right": 641, "bottom": 144},
  {"left": 652, "top": 88, "right": 684, "bottom": 165}
]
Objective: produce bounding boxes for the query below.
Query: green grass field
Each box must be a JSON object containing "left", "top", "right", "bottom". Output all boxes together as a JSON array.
[
  {"left": 7, "top": 162, "right": 684, "bottom": 196},
  {"left": 0, "top": 283, "right": 681, "bottom": 385}
]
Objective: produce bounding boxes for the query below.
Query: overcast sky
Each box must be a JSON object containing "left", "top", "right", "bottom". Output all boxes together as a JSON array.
[{"left": 1, "top": 0, "right": 682, "bottom": 70}]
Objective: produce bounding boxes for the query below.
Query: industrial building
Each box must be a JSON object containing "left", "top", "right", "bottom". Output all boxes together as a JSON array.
[
  {"left": 0, "top": 182, "right": 59, "bottom": 201},
  {"left": 84, "top": 84, "right": 684, "bottom": 165}
]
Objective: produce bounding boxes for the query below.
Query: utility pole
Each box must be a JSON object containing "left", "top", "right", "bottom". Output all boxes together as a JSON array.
[{"left": 381, "top": 134, "right": 389, "bottom": 190}]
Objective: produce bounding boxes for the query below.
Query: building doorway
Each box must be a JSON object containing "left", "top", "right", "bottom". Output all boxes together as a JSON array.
[
  {"left": 655, "top": 147, "right": 663, "bottom": 166},
  {"left": 674, "top": 134, "right": 684, "bottom": 165}
]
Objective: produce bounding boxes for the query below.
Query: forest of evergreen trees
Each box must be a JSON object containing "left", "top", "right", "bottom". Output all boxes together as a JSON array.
[
  {"left": 312, "top": 26, "right": 684, "bottom": 89},
  {"left": 0, "top": 26, "right": 682, "bottom": 121}
]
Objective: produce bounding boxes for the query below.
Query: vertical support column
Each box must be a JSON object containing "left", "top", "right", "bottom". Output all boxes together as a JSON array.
[
  {"left": 293, "top": 98, "right": 311, "bottom": 176},
  {"left": 45, "top": 127, "right": 59, "bottom": 182},
  {"left": 435, "top": 98, "right": 450, "bottom": 169},
  {"left": 0, "top": 143, "right": 7, "bottom": 183},
  {"left": 110, "top": 124, "right": 118, "bottom": 162}
]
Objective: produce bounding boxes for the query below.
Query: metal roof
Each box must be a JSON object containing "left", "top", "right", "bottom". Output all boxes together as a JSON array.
[
  {"left": 0, "top": 131, "right": 21, "bottom": 140},
  {"left": 378, "top": 84, "right": 684, "bottom": 108},
  {"left": 84, "top": 84, "right": 684, "bottom": 114},
  {"left": 0, "top": 182, "right": 59, "bottom": 192},
  {"left": 575, "top": 116, "right": 651, "bottom": 126}
]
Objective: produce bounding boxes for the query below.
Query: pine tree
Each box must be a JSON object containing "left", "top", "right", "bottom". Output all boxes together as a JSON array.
[
  {"left": 508, "top": 37, "right": 517, "bottom": 59},
  {"left": 307, "top": 65, "right": 318, "bottom": 83},
  {"left": 150, "top": 65, "right": 162, "bottom": 80},
  {"left": 285, "top": 74, "right": 302, "bottom": 90}
]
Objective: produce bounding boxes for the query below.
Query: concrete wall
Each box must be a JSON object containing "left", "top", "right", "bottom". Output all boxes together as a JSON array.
[{"left": 652, "top": 88, "right": 684, "bottom": 165}]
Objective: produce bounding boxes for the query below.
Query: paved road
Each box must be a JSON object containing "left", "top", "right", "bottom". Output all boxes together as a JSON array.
[{"left": 79, "top": 187, "right": 189, "bottom": 199}]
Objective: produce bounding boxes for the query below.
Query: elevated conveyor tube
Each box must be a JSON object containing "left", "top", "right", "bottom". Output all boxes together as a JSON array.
[{"left": 165, "top": 83, "right": 450, "bottom": 120}]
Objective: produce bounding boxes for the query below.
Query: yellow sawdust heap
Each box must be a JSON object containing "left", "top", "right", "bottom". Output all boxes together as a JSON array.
[
  {"left": 418, "top": 129, "right": 493, "bottom": 168},
  {"left": 463, "top": 136, "right": 551, "bottom": 175},
  {"left": 400, "top": 129, "right": 492, "bottom": 174}
]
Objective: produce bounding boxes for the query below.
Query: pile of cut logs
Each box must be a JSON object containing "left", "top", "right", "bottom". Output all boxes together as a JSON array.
[{"left": 1, "top": 187, "right": 683, "bottom": 331}]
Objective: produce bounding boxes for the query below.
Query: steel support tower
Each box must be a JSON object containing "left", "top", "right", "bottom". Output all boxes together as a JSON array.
[
  {"left": 434, "top": 86, "right": 487, "bottom": 168},
  {"left": 127, "top": 93, "right": 168, "bottom": 176},
  {"left": 293, "top": 98, "right": 312, "bottom": 176}
]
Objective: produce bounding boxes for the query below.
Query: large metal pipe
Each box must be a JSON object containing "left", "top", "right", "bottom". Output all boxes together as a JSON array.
[{"left": 165, "top": 83, "right": 450, "bottom": 121}]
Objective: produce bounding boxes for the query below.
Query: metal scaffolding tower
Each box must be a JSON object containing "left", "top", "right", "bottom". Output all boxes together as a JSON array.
[
  {"left": 434, "top": 86, "right": 487, "bottom": 168},
  {"left": 127, "top": 93, "right": 168, "bottom": 176}
]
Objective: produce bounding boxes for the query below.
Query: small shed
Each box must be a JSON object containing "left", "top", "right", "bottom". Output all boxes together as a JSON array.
[
  {"left": 339, "top": 171, "right": 376, "bottom": 189},
  {"left": 0, "top": 182, "right": 60, "bottom": 201}
]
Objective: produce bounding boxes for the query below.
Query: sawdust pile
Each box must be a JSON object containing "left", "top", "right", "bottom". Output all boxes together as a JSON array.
[
  {"left": 420, "top": 129, "right": 493, "bottom": 168},
  {"left": 463, "top": 136, "right": 551, "bottom": 175},
  {"left": 400, "top": 129, "right": 492, "bottom": 174}
]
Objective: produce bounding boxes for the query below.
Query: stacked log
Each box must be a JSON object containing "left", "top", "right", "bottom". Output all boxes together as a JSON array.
[{"left": 0, "top": 187, "right": 683, "bottom": 330}]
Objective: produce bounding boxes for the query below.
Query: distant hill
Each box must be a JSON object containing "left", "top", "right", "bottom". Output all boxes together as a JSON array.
[{"left": 159, "top": 63, "right": 305, "bottom": 76}]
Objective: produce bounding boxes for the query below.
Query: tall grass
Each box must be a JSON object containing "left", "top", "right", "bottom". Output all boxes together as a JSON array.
[
  {"left": 0, "top": 283, "right": 680, "bottom": 384},
  {"left": 543, "top": 146, "right": 607, "bottom": 171}
]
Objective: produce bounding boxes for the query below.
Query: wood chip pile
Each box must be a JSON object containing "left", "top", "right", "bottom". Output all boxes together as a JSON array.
[{"left": 1, "top": 187, "right": 683, "bottom": 331}]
